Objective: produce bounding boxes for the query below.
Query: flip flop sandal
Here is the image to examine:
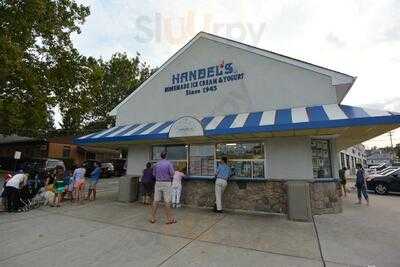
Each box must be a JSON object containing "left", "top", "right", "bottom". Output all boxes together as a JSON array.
[{"left": 166, "top": 219, "right": 177, "bottom": 225}]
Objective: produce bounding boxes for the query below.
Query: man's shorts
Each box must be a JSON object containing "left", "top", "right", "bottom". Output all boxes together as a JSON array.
[
  {"left": 74, "top": 180, "right": 85, "bottom": 190},
  {"left": 88, "top": 179, "right": 98, "bottom": 189},
  {"left": 154, "top": 181, "right": 172, "bottom": 203}
]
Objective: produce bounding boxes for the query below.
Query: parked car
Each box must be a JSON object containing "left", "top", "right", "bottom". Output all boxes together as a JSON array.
[
  {"left": 82, "top": 160, "right": 115, "bottom": 178},
  {"left": 366, "top": 168, "right": 400, "bottom": 195},
  {"left": 111, "top": 158, "right": 126, "bottom": 177},
  {"left": 100, "top": 162, "right": 114, "bottom": 178},
  {"left": 82, "top": 160, "right": 101, "bottom": 177},
  {"left": 19, "top": 158, "right": 65, "bottom": 177}
]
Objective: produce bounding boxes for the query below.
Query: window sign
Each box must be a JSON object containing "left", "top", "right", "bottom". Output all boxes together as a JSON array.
[
  {"left": 311, "top": 140, "right": 332, "bottom": 178},
  {"left": 189, "top": 145, "right": 214, "bottom": 177},
  {"left": 216, "top": 143, "right": 265, "bottom": 179}
]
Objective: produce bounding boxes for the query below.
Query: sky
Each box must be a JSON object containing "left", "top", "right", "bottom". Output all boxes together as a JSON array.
[{"left": 67, "top": 0, "right": 400, "bottom": 148}]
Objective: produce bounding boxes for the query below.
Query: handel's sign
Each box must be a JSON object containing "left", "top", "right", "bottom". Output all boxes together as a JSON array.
[{"left": 164, "top": 61, "right": 244, "bottom": 96}]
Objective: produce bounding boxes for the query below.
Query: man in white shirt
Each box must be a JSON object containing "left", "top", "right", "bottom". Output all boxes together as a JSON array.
[{"left": 5, "top": 173, "right": 28, "bottom": 212}]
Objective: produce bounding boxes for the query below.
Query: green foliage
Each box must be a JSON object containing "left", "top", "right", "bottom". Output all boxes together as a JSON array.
[
  {"left": 0, "top": 1, "right": 153, "bottom": 137},
  {"left": 0, "top": 0, "right": 89, "bottom": 136}
]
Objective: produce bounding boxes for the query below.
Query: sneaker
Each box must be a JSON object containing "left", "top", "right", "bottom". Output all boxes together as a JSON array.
[
  {"left": 176, "top": 204, "right": 181, "bottom": 208},
  {"left": 216, "top": 210, "right": 224, "bottom": 213}
]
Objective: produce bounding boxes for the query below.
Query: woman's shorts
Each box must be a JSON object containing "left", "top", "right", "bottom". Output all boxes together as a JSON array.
[
  {"left": 141, "top": 182, "right": 154, "bottom": 195},
  {"left": 74, "top": 180, "right": 85, "bottom": 190}
]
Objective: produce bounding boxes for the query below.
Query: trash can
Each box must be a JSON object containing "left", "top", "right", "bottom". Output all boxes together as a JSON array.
[{"left": 118, "top": 176, "right": 139, "bottom": 203}]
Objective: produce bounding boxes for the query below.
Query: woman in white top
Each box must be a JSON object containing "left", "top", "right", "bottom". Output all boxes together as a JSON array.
[
  {"left": 5, "top": 173, "right": 28, "bottom": 212},
  {"left": 171, "top": 167, "right": 186, "bottom": 208}
]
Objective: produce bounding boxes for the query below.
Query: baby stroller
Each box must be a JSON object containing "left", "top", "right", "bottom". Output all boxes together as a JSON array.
[
  {"left": 18, "top": 184, "right": 35, "bottom": 212},
  {"left": 18, "top": 181, "right": 47, "bottom": 211}
]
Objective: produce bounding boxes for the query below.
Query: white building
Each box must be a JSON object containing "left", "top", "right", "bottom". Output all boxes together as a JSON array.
[
  {"left": 339, "top": 144, "right": 366, "bottom": 175},
  {"left": 76, "top": 32, "right": 400, "bottom": 218}
]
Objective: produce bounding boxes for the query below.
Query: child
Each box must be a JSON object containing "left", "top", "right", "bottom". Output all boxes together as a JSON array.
[
  {"left": 171, "top": 166, "right": 186, "bottom": 208},
  {"left": 64, "top": 170, "right": 74, "bottom": 202},
  {"left": 73, "top": 165, "right": 86, "bottom": 204},
  {"left": 53, "top": 166, "right": 65, "bottom": 207}
]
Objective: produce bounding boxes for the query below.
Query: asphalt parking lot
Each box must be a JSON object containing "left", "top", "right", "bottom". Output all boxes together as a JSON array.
[{"left": 0, "top": 178, "right": 399, "bottom": 267}]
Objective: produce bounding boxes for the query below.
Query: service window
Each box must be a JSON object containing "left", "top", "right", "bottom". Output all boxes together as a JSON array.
[
  {"left": 216, "top": 142, "right": 265, "bottom": 179},
  {"left": 151, "top": 145, "right": 187, "bottom": 171},
  {"left": 189, "top": 144, "right": 214, "bottom": 177},
  {"left": 311, "top": 140, "right": 332, "bottom": 178}
]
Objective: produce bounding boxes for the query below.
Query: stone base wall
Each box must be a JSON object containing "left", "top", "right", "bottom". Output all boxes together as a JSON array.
[
  {"left": 139, "top": 179, "right": 342, "bottom": 216},
  {"left": 181, "top": 180, "right": 287, "bottom": 214},
  {"left": 310, "top": 181, "right": 342, "bottom": 215}
]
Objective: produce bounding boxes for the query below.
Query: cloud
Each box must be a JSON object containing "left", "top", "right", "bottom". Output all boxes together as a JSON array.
[
  {"left": 69, "top": 0, "right": 400, "bottom": 147},
  {"left": 326, "top": 33, "right": 346, "bottom": 48}
]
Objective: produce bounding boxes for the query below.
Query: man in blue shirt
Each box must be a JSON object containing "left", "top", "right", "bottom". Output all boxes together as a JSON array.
[
  {"left": 87, "top": 162, "right": 102, "bottom": 201},
  {"left": 355, "top": 163, "right": 369, "bottom": 205},
  {"left": 214, "top": 156, "right": 231, "bottom": 213}
]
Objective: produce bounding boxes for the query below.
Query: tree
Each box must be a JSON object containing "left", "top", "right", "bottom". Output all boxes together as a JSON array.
[
  {"left": 0, "top": 0, "right": 89, "bottom": 136},
  {"left": 88, "top": 53, "right": 153, "bottom": 129}
]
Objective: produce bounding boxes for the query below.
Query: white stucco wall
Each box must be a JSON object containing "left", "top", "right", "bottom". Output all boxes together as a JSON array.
[
  {"left": 266, "top": 137, "right": 313, "bottom": 179},
  {"left": 127, "top": 145, "right": 150, "bottom": 176},
  {"left": 116, "top": 37, "right": 337, "bottom": 125}
]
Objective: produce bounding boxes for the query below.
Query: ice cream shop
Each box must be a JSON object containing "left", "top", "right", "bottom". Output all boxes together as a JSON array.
[{"left": 75, "top": 32, "right": 400, "bottom": 220}]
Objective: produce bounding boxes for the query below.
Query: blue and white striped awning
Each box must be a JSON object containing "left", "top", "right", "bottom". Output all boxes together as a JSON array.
[{"left": 75, "top": 104, "right": 400, "bottom": 144}]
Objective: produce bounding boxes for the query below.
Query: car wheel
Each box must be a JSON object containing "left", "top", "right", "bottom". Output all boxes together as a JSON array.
[{"left": 374, "top": 183, "right": 388, "bottom": 195}]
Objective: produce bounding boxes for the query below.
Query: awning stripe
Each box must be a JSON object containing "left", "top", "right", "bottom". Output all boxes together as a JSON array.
[
  {"left": 74, "top": 104, "right": 400, "bottom": 145},
  {"left": 340, "top": 105, "right": 369, "bottom": 119},
  {"left": 259, "top": 110, "right": 276, "bottom": 126},
  {"left": 275, "top": 109, "right": 292, "bottom": 124},
  {"left": 217, "top": 114, "right": 236, "bottom": 129},
  {"left": 205, "top": 116, "right": 225, "bottom": 130},
  {"left": 107, "top": 124, "right": 135, "bottom": 137},
  {"left": 362, "top": 108, "right": 391, "bottom": 117},
  {"left": 91, "top": 126, "right": 119, "bottom": 138},
  {"left": 291, "top": 107, "right": 309, "bottom": 123},
  {"left": 101, "top": 125, "right": 126, "bottom": 137},
  {"left": 134, "top": 123, "right": 157, "bottom": 135},
  {"left": 245, "top": 112, "right": 263, "bottom": 127},
  {"left": 122, "top": 123, "right": 147, "bottom": 136},
  {"left": 230, "top": 113, "right": 249, "bottom": 128},
  {"left": 322, "top": 104, "right": 348, "bottom": 120},
  {"left": 140, "top": 122, "right": 165, "bottom": 135},
  {"left": 306, "top": 106, "right": 329, "bottom": 122},
  {"left": 153, "top": 121, "right": 174, "bottom": 134}
]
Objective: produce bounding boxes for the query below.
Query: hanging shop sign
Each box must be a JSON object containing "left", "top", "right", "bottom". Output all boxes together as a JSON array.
[
  {"left": 164, "top": 60, "right": 245, "bottom": 96},
  {"left": 169, "top": 116, "right": 204, "bottom": 138}
]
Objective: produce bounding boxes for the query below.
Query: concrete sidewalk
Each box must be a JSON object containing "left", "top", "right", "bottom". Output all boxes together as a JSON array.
[{"left": 0, "top": 184, "right": 399, "bottom": 266}]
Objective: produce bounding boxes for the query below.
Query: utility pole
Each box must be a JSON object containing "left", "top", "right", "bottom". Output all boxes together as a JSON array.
[{"left": 389, "top": 131, "right": 393, "bottom": 148}]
